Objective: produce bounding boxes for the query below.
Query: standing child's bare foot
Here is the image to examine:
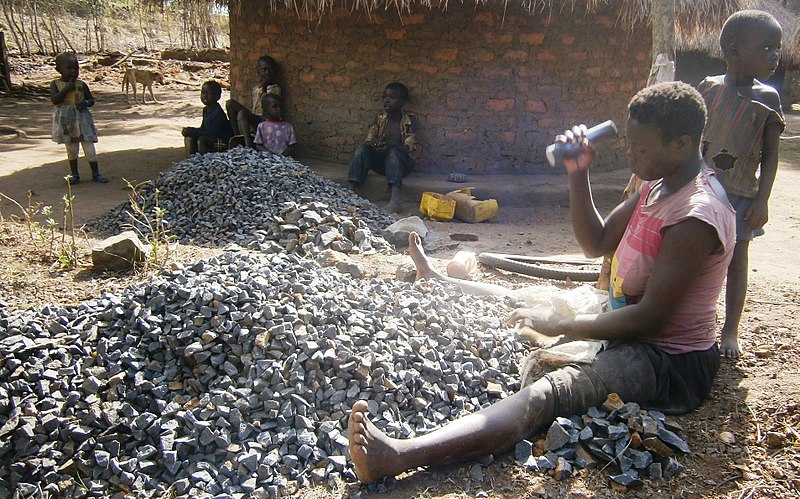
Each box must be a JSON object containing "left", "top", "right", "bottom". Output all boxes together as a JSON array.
[
  {"left": 720, "top": 329, "right": 742, "bottom": 358},
  {"left": 348, "top": 400, "right": 408, "bottom": 484}
]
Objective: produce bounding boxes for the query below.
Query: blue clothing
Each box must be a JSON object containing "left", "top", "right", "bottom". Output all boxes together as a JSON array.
[
  {"left": 185, "top": 103, "right": 233, "bottom": 142},
  {"left": 727, "top": 193, "right": 766, "bottom": 241}
]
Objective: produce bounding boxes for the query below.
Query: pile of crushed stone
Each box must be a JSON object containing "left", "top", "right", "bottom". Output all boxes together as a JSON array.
[{"left": 90, "top": 148, "right": 395, "bottom": 254}]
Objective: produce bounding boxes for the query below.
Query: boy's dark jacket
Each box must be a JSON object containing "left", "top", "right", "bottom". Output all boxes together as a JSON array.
[{"left": 185, "top": 102, "right": 234, "bottom": 141}]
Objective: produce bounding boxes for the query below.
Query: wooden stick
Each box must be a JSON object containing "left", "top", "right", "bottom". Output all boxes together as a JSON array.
[
  {"left": 110, "top": 51, "right": 133, "bottom": 68},
  {"left": 169, "top": 78, "right": 201, "bottom": 87}
]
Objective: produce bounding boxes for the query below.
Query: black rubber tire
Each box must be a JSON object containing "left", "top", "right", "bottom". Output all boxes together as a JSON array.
[{"left": 478, "top": 252, "right": 601, "bottom": 282}]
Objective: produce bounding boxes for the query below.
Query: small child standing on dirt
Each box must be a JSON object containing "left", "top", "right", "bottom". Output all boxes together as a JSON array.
[
  {"left": 698, "top": 10, "right": 784, "bottom": 359},
  {"left": 50, "top": 52, "right": 107, "bottom": 184},
  {"left": 253, "top": 93, "right": 297, "bottom": 157},
  {"left": 182, "top": 80, "right": 234, "bottom": 155}
]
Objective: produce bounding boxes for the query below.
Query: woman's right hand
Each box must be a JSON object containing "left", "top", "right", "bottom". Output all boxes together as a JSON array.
[
  {"left": 506, "top": 306, "right": 567, "bottom": 337},
  {"left": 554, "top": 125, "right": 596, "bottom": 175}
]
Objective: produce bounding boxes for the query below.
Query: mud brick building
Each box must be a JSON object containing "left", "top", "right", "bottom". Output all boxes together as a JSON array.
[{"left": 227, "top": 0, "right": 799, "bottom": 173}]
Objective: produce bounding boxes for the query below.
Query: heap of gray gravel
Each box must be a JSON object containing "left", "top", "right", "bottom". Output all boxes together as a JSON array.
[
  {"left": 90, "top": 148, "right": 395, "bottom": 254},
  {"left": 0, "top": 250, "right": 526, "bottom": 498}
]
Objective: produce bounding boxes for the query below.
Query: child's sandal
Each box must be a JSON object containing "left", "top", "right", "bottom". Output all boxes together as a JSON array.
[{"left": 92, "top": 173, "right": 108, "bottom": 183}]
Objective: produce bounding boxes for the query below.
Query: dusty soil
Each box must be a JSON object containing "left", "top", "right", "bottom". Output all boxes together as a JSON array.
[{"left": 1, "top": 56, "right": 798, "bottom": 498}]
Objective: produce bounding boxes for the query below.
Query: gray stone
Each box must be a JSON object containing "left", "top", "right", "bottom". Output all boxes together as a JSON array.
[
  {"left": 610, "top": 470, "right": 643, "bottom": 488},
  {"left": 469, "top": 463, "right": 484, "bottom": 482},
  {"left": 545, "top": 421, "right": 571, "bottom": 450},
  {"left": 91, "top": 231, "right": 149, "bottom": 271},
  {"left": 382, "top": 216, "right": 428, "bottom": 247},
  {"left": 553, "top": 457, "right": 572, "bottom": 481},
  {"left": 514, "top": 440, "right": 533, "bottom": 464}
]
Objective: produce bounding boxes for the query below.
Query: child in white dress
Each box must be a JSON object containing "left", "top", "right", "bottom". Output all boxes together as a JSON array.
[{"left": 50, "top": 52, "right": 107, "bottom": 184}]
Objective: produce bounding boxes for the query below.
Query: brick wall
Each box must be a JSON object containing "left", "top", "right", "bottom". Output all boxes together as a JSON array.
[{"left": 230, "top": 1, "right": 651, "bottom": 173}]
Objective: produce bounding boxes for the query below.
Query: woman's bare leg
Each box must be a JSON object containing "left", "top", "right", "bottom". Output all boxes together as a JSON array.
[
  {"left": 348, "top": 377, "right": 556, "bottom": 483},
  {"left": 407, "top": 232, "right": 513, "bottom": 297}
]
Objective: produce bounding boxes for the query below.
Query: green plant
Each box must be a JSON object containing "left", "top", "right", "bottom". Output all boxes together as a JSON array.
[
  {"left": 123, "top": 178, "right": 176, "bottom": 272},
  {"left": 56, "top": 177, "right": 82, "bottom": 268},
  {"left": 0, "top": 176, "right": 85, "bottom": 268}
]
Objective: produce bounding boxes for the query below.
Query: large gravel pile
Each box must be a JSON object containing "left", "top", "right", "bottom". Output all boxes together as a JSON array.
[
  {"left": 90, "top": 148, "right": 395, "bottom": 254},
  {"left": 0, "top": 251, "right": 525, "bottom": 498}
]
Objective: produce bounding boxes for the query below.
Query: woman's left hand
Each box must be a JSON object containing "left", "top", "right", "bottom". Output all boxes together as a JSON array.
[{"left": 506, "top": 306, "right": 567, "bottom": 336}]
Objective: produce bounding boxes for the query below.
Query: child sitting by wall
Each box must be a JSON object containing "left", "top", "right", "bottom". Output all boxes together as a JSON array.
[
  {"left": 182, "top": 80, "right": 234, "bottom": 155},
  {"left": 253, "top": 93, "right": 297, "bottom": 157},
  {"left": 347, "top": 82, "right": 416, "bottom": 213},
  {"left": 226, "top": 55, "right": 282, "bottom": 148}
]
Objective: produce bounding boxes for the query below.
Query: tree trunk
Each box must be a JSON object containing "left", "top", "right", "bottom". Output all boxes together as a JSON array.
[
  {"left": 647, "top": 0, "right": 676, "bottom": 86},
  {"left": 45, "top": 5, "right": 75, "bottom": 54},
  {"left": 10, "top": 1, "right": 31, "bottom": 55},
  {"left": 597, "top": 0, "right": 677, "bottom": 292},
  {"left": 85, "top": 18, "right": 91, "bottom": 51},
  {"left": 1, "top": 3, "right": 25, "bottom": 55},
  {"left": 30, "top": 0, "right": 47, "bottom": 55},
  {"left": 0, "top": 31, "right": 12, "bottom": 91}
]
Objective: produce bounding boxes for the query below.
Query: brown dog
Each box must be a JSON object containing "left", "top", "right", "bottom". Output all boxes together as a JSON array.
[{"left": 122, "top": 68, "right": 164, "bottom": 104}]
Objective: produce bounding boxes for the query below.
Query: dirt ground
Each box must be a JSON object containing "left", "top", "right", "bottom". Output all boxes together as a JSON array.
[{"left": 1, "top": 57, "right": 798, "bottom": 498}]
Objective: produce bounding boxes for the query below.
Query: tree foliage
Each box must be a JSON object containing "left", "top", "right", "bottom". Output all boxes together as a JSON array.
[{"left": 0, "top": 0, "right": 227, "bottom": 55}]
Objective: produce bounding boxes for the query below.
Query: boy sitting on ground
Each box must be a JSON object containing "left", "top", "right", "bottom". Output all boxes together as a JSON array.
[
  {"left": 182, "top": 80, "right": 233, "bottom": 155},
  {"left": 347, "top": 82, "right": 416, "bottom": 213},
  {"left": 253, "top": 93, "right": 297, "bottom": 157}
]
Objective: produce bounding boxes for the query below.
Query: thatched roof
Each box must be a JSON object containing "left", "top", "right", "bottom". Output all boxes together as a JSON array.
[
  {"left": 220, "top": 0, "right": 739, "bottom": 23},
  {"left": 673, "top": 0, "right": 800, "bottom": 65},
  {"left": 206, "top": 0, "right": 800, "bottom": 63}
]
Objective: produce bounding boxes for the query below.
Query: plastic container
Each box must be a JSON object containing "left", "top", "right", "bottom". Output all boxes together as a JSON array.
[
  {"left": 419, "top": 192, "right": 456, "bottom": 221},
  {"left": 445, "top": 188, "right": 499, "bottom": 223},
  {"left": 446, "top": 250, "right": 477, "bottom": 279}
]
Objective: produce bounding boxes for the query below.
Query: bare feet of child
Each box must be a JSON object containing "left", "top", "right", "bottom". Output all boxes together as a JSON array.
[
  {"left": 720, "top": 329, "right": 741, "bottom": 359},
  {"left": 348, "top": 400, "right": 407, "bottom": 484},
  {"left": 407, "top": 231, "right": 445, "bottom": 281},
  {"left": 384, "top": 185, "right": 402, "bottom": 213}
]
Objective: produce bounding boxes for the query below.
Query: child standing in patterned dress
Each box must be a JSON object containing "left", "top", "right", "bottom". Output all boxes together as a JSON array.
[{"left": 50, "top": 52, "right": 107, "bottom": 185}]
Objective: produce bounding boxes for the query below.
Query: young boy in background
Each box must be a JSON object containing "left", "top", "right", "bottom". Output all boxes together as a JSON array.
[
  {"left": 253, "top": 93, "right": 297, "bottom": 157},
  {"left": 698, "top": 10, "right": 784, "bottom": 359},
  {"left": 347, "top": 82, "right": 416, "bottom": 213},
  {"left": 182, "top": 80, "right": 233, "bottom": 155}
]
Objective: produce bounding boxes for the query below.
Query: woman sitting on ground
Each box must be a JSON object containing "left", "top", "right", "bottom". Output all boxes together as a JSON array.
[{"left": 347, "top": 81, "right": 736, "bottom": 484}]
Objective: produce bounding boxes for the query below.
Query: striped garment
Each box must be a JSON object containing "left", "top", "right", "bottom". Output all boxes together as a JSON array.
[{"left": 699, "top": 76, "right": 784, "bottom": 198}]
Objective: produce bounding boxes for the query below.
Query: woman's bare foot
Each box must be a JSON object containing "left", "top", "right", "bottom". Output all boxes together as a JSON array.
[
  {"left": 407, "top": 232, "right": 446, "bottom": 281},
  {"left": 720, "top": 329, "right": 742, "bottom": 359},
  {"left": 348, "top": 400, "right": 408, "bottom": 483},
  {"left": 407, "top": 231, "right": 514, "bottom": 297}
]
